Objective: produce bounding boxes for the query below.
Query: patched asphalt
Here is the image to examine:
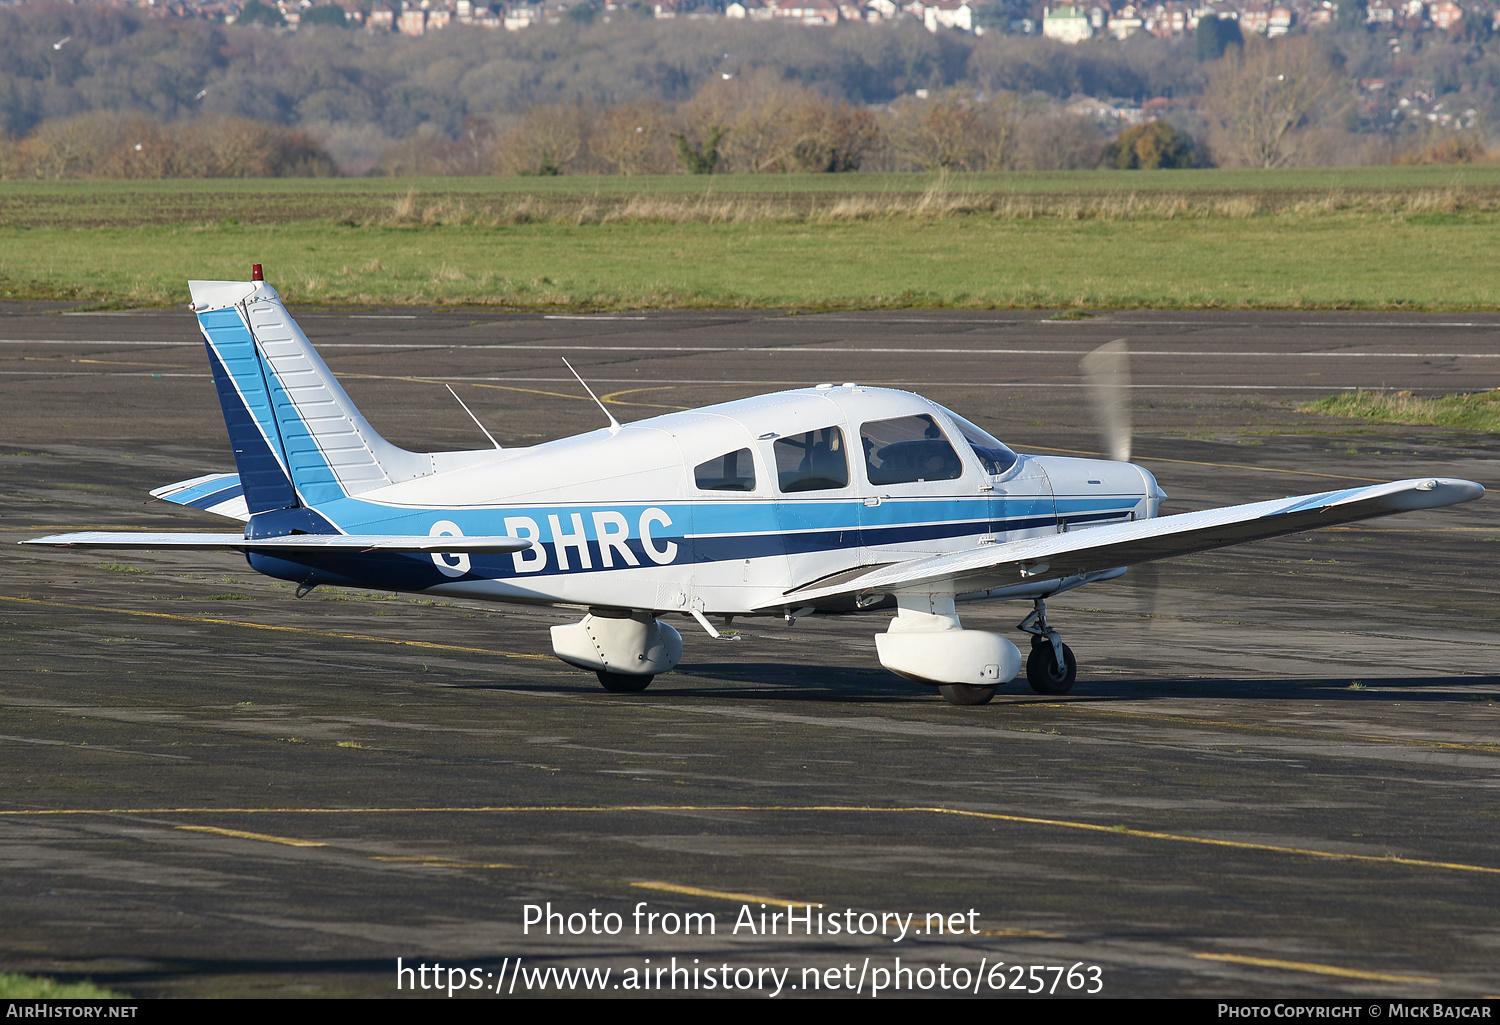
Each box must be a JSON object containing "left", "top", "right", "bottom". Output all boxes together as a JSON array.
[{"left": 1, "top": 303, "right": 1497, "bottom": 998}]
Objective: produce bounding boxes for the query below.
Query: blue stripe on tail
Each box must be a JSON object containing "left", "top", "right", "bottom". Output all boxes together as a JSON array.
[{"left": 200, "top": 310, "right": 298, "bottom": 515}]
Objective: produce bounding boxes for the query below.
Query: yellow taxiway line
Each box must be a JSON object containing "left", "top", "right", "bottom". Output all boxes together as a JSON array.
[
  {"left": 4, "top": 805, "right": 1494, "bottom": 877},
  {"left": 1193, "top": 953, "right": 1440, "bottom": 985},
  {"left": 176, "top": 825, "right": 326, "bottom": 847},
  {"left": 1052, "top": 705, "right": 1500, "bottom": 754},
  {"left": 630, "top": 881, "right": 798, "bottom": 906},
  {"left": 370, "top": 856, "right": 518, "bottom": 869},
  {"left": 0, "top": 594, "right": 550, "bottom": 662}
]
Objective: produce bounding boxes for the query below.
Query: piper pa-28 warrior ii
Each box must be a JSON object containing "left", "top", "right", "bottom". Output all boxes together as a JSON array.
[{"left": 25, "top": 274, "right": 1486, "bottom": 706}]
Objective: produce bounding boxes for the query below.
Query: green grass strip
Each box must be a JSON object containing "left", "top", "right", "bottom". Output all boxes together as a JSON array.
[
  {"left": 1301, "top": 389, "right": 1500, "bottom": 432},
  {"left": 4, "top": 212, "right": 1498, "bottom": 310},
  {"left": 5, "top": 167, "right": 1500, "bottom": 310},
  {"left": 0, "top": 972, "right": 123, "bottom": 998}
]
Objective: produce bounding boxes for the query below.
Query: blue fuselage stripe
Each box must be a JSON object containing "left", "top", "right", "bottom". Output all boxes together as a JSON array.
[{"left": 244, "top": 497, "right": 1136, "bottom": 594}]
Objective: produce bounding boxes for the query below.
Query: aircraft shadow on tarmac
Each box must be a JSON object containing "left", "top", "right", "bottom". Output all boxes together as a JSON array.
[
  {"left": 464, "top": 663, "right": 1500, "bottom": 706},
  {"left": 1038, "top": 675, "right": 1500, "bottom": 705}
]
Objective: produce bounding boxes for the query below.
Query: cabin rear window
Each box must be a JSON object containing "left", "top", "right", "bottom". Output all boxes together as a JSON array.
[
  {"left": 860, "top": 414, "right": 963, "bottom": 485},
  {"left": 694, "top": 448, "right": 756, "bottom": 492},
  {"left": 774, "top": 427, "right": 849, "bottom": 493}
]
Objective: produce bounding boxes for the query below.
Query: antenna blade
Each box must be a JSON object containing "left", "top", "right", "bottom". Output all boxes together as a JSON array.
[
  {"left": 562, "top": 357, "right": 622, "bottom": 433},
  {"left": 445, "top": 384, "right": 502, "bottom": 450}
]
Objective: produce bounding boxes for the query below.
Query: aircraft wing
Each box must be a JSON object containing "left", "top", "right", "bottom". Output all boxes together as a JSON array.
[
  {"left": 21, "top": 533, "right": 534, "bottom": 554},
  {"left": 768, "top": 477, "right": 1485, "bottom": 608}
]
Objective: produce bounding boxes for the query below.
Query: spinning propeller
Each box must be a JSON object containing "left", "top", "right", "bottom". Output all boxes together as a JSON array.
[
  {"left": 1081, "top": 339, "right": 1158, "bottom": 615},
  {"left": 1081, "top": 338, "right": 1132, "bottom": 463}
]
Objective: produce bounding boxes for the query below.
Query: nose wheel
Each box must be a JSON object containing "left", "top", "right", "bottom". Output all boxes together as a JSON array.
[{"left": 1018, "top": 600, "right": 1077, "bottom": 695}]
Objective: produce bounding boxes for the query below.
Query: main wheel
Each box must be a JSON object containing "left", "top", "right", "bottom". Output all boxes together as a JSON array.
[
  {"left": 938, "top": 683, "right": 997, "bottom": 706},
  {"left": 1026, "top": 641, "right": 1077, "bottom": 695},
  {"left": 596, "top": 670, "right": 653, "bottom": 693}
]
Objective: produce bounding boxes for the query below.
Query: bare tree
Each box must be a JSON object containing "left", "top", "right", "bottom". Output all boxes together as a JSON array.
[
  {"left": 676, "top": 77, "right": 739, "bottom": 174},
  {"left": 20, "top": 114, "right": 119, "bottom": 178},
  {"left": 197, "top": 116, "right": 274, "bottom": 178},
  {"left": 493, "top": 102, "right": 593, "bottom": 176},
  {"left": 811, "top": 103, "right": 880, "bottom": 173},
  {"left": 884, "top": 90, "right": 1026, "bottom": 172},
  {"left": 887, "top": 91, "right": 984, "bottom": 171},
  {"left": 99, "top": 114, "right": 179, "bottom": 178},
  {"left": 0, "top": 137, "right": 23, "bottom": 180},
  {"left": 10, "top": 113, "right": 338, "bottom": 179},
  {"left": 979, "top": 92, "right": 1027, "bottom": 171},
  {"left": 714, "top": 73, "right": 800, "bottom": 173},
  {"left": 591, "top": 99, "right": 676, "bottom": 176},
  {"left": 673, "top": 71, "right": 878, "bottom": 175},
  {"left": 1011, "top": 112, "right": 1109, "bottom": 171},
  {"left": 1202, "top": 36, "right": 1341, "bottom": 169}
]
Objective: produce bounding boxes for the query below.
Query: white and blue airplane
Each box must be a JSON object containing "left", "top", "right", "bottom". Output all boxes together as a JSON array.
[{"left": 24, "top": 275, "right": 1486, "bottom": 705}]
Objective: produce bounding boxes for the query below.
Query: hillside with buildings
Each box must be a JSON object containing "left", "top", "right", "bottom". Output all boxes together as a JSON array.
[{"left": 1, "top": 0, "right": 1496, "bottom": 173}]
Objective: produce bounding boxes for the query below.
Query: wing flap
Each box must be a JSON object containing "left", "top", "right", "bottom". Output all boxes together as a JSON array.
[
  {"left": 767, "top": 477, "right": 1484, "bottom": 608},
  {"left": 22, "top": 532, "right": 533, "bottom": 554}
]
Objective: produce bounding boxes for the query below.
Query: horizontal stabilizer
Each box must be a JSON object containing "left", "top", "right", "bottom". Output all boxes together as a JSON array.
[
  {"left": 767, "top": 477, "right": 1485, "bottom": 608},
  {"left": 22, "top": 532, "right": 533, "bottom": 554},
  {"left": 149, "top": 473, "right": 249, "bottom": 522}
]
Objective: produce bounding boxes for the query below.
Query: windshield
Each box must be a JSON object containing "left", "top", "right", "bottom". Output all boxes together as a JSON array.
[{"left": 945, "top": 412, "right": 1019, "bottom": 476}]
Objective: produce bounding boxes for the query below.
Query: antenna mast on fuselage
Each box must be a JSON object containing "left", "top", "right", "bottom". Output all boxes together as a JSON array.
[{"left": 562, "top": 358, "right": 622, "bottom": 434}]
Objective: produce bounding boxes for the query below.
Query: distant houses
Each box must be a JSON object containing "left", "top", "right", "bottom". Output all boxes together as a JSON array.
[
  {"left": 101, "top": 0, "right": 1500, "bottom": 40},
  {"left": 1043, "top": 5, "right": 1094, "bottom": 39}
]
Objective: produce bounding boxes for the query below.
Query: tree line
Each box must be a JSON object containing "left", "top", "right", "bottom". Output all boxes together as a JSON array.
[
  {"left": 381, "top": 73, "right": 1092, "bottom": 176},
  {"left": 0, "top": 1, "right": 1206, "bottom": 173},
  {"left": 2, "top": 0, "right": 1492, "bottom": 178},
  {"left": 5, "top": 37, "right": 1489, "bottom": 180},
  {"left": 0, "top": 82, "right": 1109, "bottom": 178},
  {"left": 0, "top": 113, "right": 339, "bottom": 179},
  {"left": 257, "top": 38, "right": 1496, "bottom": 176}
]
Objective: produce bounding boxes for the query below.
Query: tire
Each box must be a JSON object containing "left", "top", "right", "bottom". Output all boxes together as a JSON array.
[
  {"left": 596, "top": 670, "right": 653, "bottom": 693},
  {"left": 1026, "top": 641, "right": 1077, "bottom": 695},
  {"left": 938, "top": 683, "right": 997, "bottom": 706}
]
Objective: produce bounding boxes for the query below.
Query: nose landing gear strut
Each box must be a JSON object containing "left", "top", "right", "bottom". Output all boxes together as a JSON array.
[{"left": 1018, "top": 599, "right": 1077, "bottom": 695}]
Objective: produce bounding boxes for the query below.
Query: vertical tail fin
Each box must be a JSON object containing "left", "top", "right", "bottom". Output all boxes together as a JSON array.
[{"left": 189, "top": 279, "right": 432, "bottom": 516}]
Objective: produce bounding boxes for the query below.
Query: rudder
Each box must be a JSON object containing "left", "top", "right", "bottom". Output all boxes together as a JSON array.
[{"left": 190, "top": 278, "right": 433, "bottom": 515}]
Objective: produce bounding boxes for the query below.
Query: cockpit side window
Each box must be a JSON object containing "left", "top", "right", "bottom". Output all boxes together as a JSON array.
[
  {"left": 694, "top": 448, "right": 756, "bottom": 492},
  {"left": 860, "top": 414, "right": 963, "bottom": 486},
  {"left": 947, "top": 412, "right": 1019, "bottom": 476},
  {"left": 774, "top": 427, "right": 849, "bottom": 493}
]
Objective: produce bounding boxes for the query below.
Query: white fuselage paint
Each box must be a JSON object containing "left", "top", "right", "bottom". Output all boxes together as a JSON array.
[{"left": 309, "top": 386, "right": 1159, "bottom": 617}]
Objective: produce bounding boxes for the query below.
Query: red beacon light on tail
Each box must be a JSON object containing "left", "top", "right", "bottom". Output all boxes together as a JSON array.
[{"left": 251, "top": 264, "right": 263, "bottom": 281}]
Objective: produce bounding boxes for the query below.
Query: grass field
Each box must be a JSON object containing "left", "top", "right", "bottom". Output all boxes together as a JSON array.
[
  {"left": 3, "top": 166, "right": 1499, "bottom": 309},
  {"left": 1301, "top": 388, "right": 1500, "bottom": 432},
  {"left": 0, "top": 973, "right": 121, "bottom": 998}
]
